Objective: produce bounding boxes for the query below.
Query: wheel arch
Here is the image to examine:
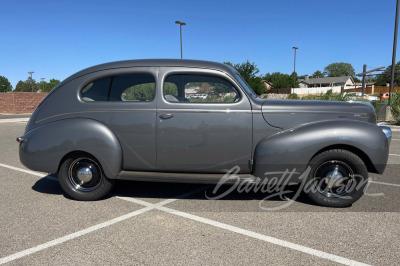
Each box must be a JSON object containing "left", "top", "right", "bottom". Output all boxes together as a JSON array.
[
  {"left": 19, "top": 118, "right": 123, "bottom": 179},
  {"left": 310, "top": 144, "right": 377, "bottom": 174}
]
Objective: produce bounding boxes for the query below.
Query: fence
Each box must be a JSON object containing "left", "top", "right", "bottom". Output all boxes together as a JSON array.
[
  {"left": 345, "top": 86, "right": 400, "bottom": 94},
  {"left": 267, "top": 86, "right": 343, "bottom": 96},
  {"left": 266, "top": 88, "right": 291, "bottom": 94},
  {"left": 0, "top": 92, "right": 48, "bottom": 114},
  {"left": 291, "top": 86, "right": 342, "bottom": 95}
]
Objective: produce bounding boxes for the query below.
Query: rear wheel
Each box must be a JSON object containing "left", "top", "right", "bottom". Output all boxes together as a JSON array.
[
  {"left": 304, "top": 149, "right": 369, "bottom": 207},
  {"left": 58, "top": 154, "right": 115, "bottom": 201}
]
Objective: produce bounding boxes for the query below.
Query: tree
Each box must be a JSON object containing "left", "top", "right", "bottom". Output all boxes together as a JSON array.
[
  {"left": 0, "top": 76, "right": 13, "bottom": 92},
  {"left": 263, "top": 72, "right": 293, "bottom": 89},
  {"left": 312, "top": 70, "right": 325, "bottom": 78},
  {"left": 15, "top": 77, "right": 40, "bottom": 92},
  {"left": 324, "top": 62, "right": 355, "bottom": 77},
  {"left": 224, "top": 60, "right": 265, "bottom": 95},
  {"left": 374, "top": 61, "right": 400, "bottom": 86},
  {"left": 44, "top": 78, "right": 61, "bottom": 92}
]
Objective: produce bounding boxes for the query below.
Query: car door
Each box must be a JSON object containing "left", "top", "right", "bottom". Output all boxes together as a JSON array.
[
  {"left": 156, "top": 67, "right": 253, "bottom": 173},
  {"left": 94, "top": 69, "right": 158, "bottom": 171}
]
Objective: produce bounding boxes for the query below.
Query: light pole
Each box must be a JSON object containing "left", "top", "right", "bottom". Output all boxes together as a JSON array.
[
  {"left": 41, "top": 78, "right": 45, "bottom": 92},
  {"left": 2, "top": 85, "right": 5, "bottom": 93},
  {"left": 175, "top": 21, "right": 186, "bottom": 59},
  {"left": 389, "top": 0, "right": 399, "bottom": 106},
  {"left": 292, "top": 47, "right": 298, "bottom": 88},
  {"left": 28, "top": 71, "right": 34, "bottom": 92}
]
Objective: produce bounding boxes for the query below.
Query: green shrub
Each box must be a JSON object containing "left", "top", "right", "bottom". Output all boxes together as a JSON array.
[
  {"left": 288, "top": 93, "right": 299, "bottom": 100},
  {"left": 390, "top": 91, "right": 400, "bottom": 123},
  {"left": 300, "top": 89, "right": 349, "bottom": 101},
  {"left": 301, "top": 94, "right": 319, "bottom": 100}
]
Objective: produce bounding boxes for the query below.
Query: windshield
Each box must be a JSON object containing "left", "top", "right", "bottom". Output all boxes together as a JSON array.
[{"left": 235, "top": 74, "right": 258, "bottom": 99}]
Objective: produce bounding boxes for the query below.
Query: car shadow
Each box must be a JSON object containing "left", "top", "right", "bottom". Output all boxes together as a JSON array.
[
  {"left": 31, "top": 174, "right": 63, "bottom": 195},
  {"left": 31, "top": 175, "right": 316, "bottom": 206}
]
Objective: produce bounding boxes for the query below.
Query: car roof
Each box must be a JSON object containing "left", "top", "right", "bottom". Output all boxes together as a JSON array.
[{"left": 62, "top": 59, "right": 239, "bottom": 85}]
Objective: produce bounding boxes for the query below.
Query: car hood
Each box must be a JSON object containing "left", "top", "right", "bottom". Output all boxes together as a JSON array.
[{"left": 261, "top": 99, "right": 376, "bottom": 130}]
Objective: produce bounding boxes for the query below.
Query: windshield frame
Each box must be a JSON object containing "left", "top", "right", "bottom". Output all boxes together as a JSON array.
[{"left": 234, "top": 74, "right": 258, "bottom": 99}]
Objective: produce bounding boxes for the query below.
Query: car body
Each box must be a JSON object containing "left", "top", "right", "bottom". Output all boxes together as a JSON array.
[
  {"left": 18, "top": 59, "right": 392, "bottom": 207},
  {"left": 380, "top": 93, "right": 390, "bottom": 100}
]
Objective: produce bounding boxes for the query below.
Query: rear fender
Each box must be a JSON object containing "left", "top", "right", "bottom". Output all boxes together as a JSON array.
[{"left": 19, "top": 118, "right": 122, "bottom": 178}]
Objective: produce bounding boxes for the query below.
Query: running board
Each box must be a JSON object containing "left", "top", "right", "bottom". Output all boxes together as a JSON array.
[{"left": 117, "top": 171, "right": 257, "bottom": 184}]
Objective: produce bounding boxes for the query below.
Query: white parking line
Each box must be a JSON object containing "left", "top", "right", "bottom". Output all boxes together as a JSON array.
[
  {"left": 0, "top": 163, "right": 47, "bottom": 177},
  {"left": 0, "top": 162, "right": 396, "bottom": 265},
  {"left": 0, "top": 118, "right": 29, "bottom": 123},
  {"left": 0, "top": 185, "right": 207, "bottom": 265},
  {"left": 369, "top": 180, "right": 400, "bottom": 187},
  {"left": 117, "top": 197, "right": 369, "bottom": 266},
  {"left": 389, "top": 153, "right": 400, "bottom": 157},
  {"left": 392, "top": 139, "right": 400, "bottom": 141}
]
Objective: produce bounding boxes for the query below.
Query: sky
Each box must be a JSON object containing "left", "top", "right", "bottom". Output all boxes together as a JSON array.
[{"left": 0, "top": 0, "right": 399, "bottom": 88}]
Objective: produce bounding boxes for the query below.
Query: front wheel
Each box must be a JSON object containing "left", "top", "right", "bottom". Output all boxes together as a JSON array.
[
  {"left": 304, "top": 149, "right": 369, "bottom": 207},
  {"left": 58, "top": 154, "right": 115, "bottom": 201}
]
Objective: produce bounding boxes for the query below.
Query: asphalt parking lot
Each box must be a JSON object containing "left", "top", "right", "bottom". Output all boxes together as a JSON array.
[{"left": 0, "top": 118, "right": 399, "bottom": 265}]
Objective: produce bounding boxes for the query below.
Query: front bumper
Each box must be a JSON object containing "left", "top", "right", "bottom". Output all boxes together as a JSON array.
[{"left": 379, "top": 125, "right": 392, "bottom": 143}]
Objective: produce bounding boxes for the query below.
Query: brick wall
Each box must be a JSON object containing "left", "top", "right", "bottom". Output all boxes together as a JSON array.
[{"left": 0, "top": 92, "right": 48, "bottom": 114}]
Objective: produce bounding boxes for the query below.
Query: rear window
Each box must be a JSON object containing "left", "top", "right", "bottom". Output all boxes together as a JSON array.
[{"left": 81, "top": 74, "right": 155, "bottom": 102}]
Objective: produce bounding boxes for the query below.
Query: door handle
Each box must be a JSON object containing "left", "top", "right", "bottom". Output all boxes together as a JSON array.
[{"left": 159, "top": 113, "right": 174, "bottom": 119}]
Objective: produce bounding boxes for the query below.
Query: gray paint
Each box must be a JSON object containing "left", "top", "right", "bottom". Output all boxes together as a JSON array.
[
  {"left": 19, "top": 59, "right": 391, "bottom": 183},
  {"left": 252, "top": 120, "right": 390, "bottom": 179},
  {"left": 19, "top": 118, "right": 122, "bottom": 178}
]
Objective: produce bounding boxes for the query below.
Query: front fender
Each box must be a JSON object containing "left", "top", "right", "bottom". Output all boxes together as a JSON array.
[
  {"left": 252, "top": 120, "right": 390, "bottom": 180},
  {"left": 19, "top": 118, "right": 122, "bottom": 178}
]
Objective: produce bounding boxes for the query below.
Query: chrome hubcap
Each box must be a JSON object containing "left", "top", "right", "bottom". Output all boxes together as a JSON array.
[
  {"left": 314, "top": 161, "right": 355, "bottom": 197},
  {"left": 77, "top": 167, "right": 93, "bottom": 183},
  {"left": 68, "top": 157, "right": 102, "bottom": 192}
]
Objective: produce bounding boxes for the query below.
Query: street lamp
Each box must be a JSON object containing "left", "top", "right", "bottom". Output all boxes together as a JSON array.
[
  {"left": 28, "top": 71, "right": 34, "bottom": 92},
  {"left": 41, "top": 78, "right": 45, "bottom": 92},
  {"left": 389, "top": 0, "right": 399, "bottom": 106},
  {"left": 175, "top": 20, "right": 186, "bottom": 59},
  {"left": 292, "top": 47, "right": 298, "bottom": 89}
]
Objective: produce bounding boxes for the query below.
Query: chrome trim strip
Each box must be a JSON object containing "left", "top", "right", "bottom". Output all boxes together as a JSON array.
[
  {"left": 157, "top": 109, "right": 253, "bottom": 114},
  {"left": 262, "top": 110, "right": 369, "bottom": 116},
  {"left": 35, "top": 109, "right": 156, "bottom": 123},
  {"left": 36, "top": 108, "right": 256, "bottom": 123}
]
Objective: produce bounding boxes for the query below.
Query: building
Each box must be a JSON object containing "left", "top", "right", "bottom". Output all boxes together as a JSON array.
[
  {"left": 262, "top": 80, "right": 273, "bottom": 90},
  {"left": 299, "top": 76, "right": 355, "bottom": 88}
]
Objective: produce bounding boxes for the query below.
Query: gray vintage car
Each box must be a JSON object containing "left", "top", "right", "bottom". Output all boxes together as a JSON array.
[{"left": 18, "top": 59, "right": 391, "bottom": 207}]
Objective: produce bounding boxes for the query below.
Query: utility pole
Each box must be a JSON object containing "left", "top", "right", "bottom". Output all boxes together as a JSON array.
[
  {"left": 28, "top": 71, "right": 34, "bottom": 92},
  {"left": 361, "top": 64, "right": 367, "bottom": 96},
  {"left": 41, "top": 78, "right": 45, "bottom": 92},
  {"left": 175, "top": 21, "right": 186, "bottom": 59},
  {"left": 292, "top": 47, "right": 298, "bottom": 88},
  {"left": 357, "top": 66, "right": 385, "bottom": 96},
  {"left": 389, "top": 0, "right": 400, "bottom": 105}
]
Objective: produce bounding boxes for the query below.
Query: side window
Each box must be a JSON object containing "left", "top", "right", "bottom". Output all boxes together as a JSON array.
[
  {"left": 163, "top": 74, "right": 240, "bottom": 103},
  {"left": 81, "top": 74, "right": 155, "bottom": 102},
  {"left": 81, "top": 77, "right": 111, "bottom": 101},
  {"left": 110, "top": 74, "right": 155, "bottom": 102}
]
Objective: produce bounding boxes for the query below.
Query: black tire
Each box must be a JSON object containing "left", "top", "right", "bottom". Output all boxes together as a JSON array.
[
  {"left": 58, "top": 154, "right": 115, "bottom": 201},
  {"left": 304, "top": 149, "right": 369, "bottom": 207}
]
